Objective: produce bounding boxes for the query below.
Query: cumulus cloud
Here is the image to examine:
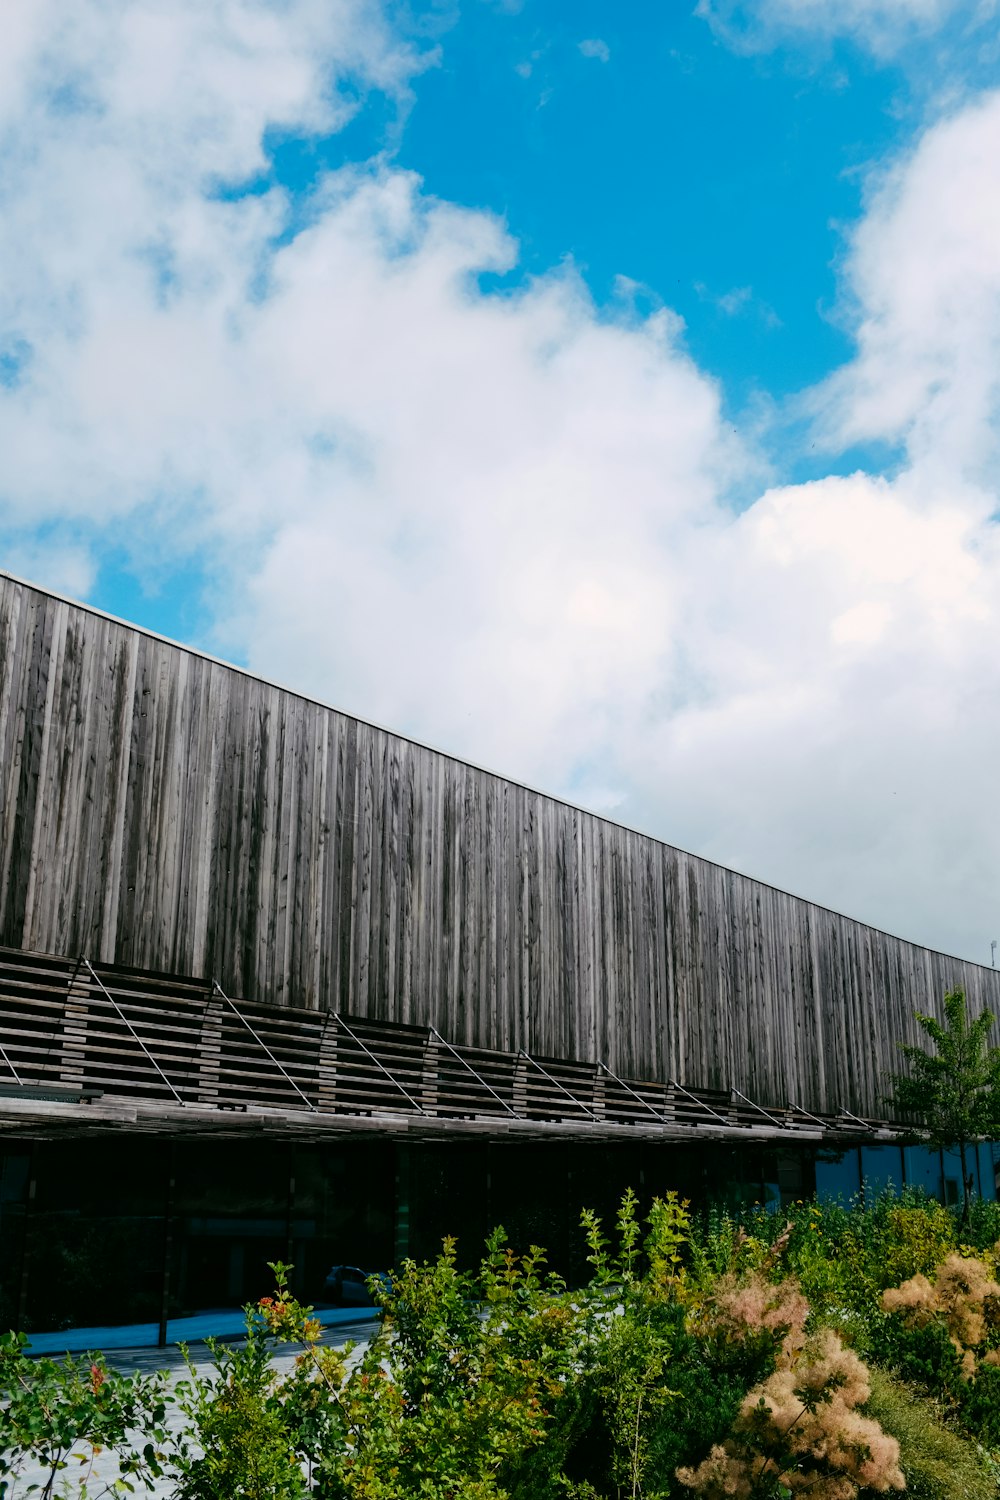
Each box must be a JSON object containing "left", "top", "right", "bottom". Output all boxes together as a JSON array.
[
  {"left": 0, "top": 0, "right": 427, "bottom": 531},
  {"left": 0, "top": 0, "right": 738, "bottom": 796},
  {"left": 816, "top": 90, "right": 1000, "bottom": 480},
  {"left": 235, "top": 189, "right": 732, "bottom": 781},
  {"left": 616, "top": 89, "right": 1000, "bottom": 958},
  {"left": 3, "top": 2, "right": 1000, "bottom": 963},
  {"left": 621, "top": 468, "right": 1000, "bottom": 958}
]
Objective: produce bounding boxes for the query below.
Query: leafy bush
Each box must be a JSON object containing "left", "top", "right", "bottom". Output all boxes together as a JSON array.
[
  {"left": 882, "top": 1252, "right": 1000, "bottom": 1376},
  {"left": 260, "top": 1241, "right": 584, "bottom": 1500},
  {"left": 171, "top": 1308, "right": 307, "bottom": 1500},
  {"left": 0, "top": 1330, "right": 170, "bottom": 1498},
  {"left": 677, "top": 1327, "right": 905, "bottom": 1498},
  {"left": 5, "top": 1190, "right": 1000, "bottom": 1498}
]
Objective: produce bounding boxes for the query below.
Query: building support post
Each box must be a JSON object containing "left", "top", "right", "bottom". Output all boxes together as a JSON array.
[
  {"left": 158, "top": 1142, "right": 176, "bottom": 1349},
  {"left": 394, "top": 1142, "right": 412, "bottom": 1266},
  {"left": 286, "top": 1145, "right": 296, "bottom": 1283},
  {"left": 14, "top": 1141, "right": 36, "bottom": 1335}
]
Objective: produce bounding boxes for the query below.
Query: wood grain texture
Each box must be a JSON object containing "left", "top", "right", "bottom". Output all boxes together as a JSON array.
[{"left": 2, "top": 573, "right": 998, "bottom": 1118}]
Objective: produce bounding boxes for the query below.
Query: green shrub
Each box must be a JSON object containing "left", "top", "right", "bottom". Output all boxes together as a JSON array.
[
  {"left": 878, "top": 1308, "right": 965, "bottom": 1393},
  {"left": 267, "top": 1242, "right": 583, "bottom": 1500},
  {"left": 957, "top": 1195, "right": 1000, "bottom": 1252},
  {"left": 0, "top": 1330, "right": 170, "bottom": 1497},
  {"left": 172, "top": 1317, "right": 307, "bottom": 1500},
  {"left": 958, "top": 1360, "right": 1000, "bottom": 1449},
  {"left": 7, "top": 1189, "right": 1000, "bottom": 1498}
]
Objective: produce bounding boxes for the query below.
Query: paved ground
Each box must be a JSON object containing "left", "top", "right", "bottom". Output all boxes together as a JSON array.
[
  {"left": 8, "top": 1315, "right": 380, "bottom": 1497},
  {"left": 26, "top": 1303, "right": 375, "bottom": 1355}
]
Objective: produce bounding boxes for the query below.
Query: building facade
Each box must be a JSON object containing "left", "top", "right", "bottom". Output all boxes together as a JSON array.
[{"left": 0, "top": 572, "right": 995, "bottom": 1348}]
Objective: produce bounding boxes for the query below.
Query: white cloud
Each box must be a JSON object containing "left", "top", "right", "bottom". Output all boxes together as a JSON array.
[
  {"left": 0, "top": 0, "right": 736, "bottom": 794},
  {"left": 578, "top": 38, "right": 611, "bottom": 62},
  {"left": 5, "top": 542, "right": 96, "bottom": 601},
  {"left": 697, "top": 0, "right": 992, "bottom": 55},
  {"left": 816, "top": 90, "right": 1000, "bottom": 481},
  {"left": 0, "top": 0, "right": 426, "bottom": 534},
  {"left": 228, "top": 173, "right": 735, "bottom": 782},
  {"left": 3, "top": 4, "right": 1000, "bottom": 967},
  {"left": 621, "top": 467, "right": 1000, "bottom": 958},
  {"left": 614, "top": 84, "right": 1000, "bottom": 958},
  {"left": 717, "top": 285, "right": 753, "bottom": 316}
]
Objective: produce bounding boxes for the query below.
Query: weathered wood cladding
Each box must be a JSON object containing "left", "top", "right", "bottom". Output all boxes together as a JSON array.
[{"left": 1, "top": 574, "right": 997, "bottom": 1119}]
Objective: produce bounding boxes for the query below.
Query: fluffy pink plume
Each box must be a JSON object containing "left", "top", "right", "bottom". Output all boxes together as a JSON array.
[
  {"left": 702, "top": 1272, "right": 809, "bottom": 1362},
  {"left": 883, "top": 1252, "right": 1000, "bottom": 1376},
  {"left": 677, "top": 1327, "right": 904, "bottom": 1498}
]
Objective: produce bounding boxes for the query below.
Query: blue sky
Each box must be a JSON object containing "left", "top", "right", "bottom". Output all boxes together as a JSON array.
[
  {"left": 2, "top": 0, "right": 1000, "bottom": 961},
  {"left": 262, "top": 2, "right": 898, "bottom": 437}
]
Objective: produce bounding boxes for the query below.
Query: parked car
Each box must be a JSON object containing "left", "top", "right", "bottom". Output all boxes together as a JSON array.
[{"left": 322, "top": 1264, "right": 392, "bottom": 1307}]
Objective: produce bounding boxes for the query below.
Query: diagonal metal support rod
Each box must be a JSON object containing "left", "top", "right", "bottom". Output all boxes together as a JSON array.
[
  {"left": 730, "top": 1086, "right": 784, "bottom": 1129},
  {"left": 213, "top": 981, "right": 317, "bottom": 1112},
  {"left": 837, "top": 1104, "right": 878, "bottom": 1131},
  {"left": 334, "top": 1013, "right": 425, "bottom": 1115},
  {"left": 597, "top": 1060, "right": 670, "bottom": 1124},
  {"left": 84, "top": 958, "right": 184, "bottom": 1106},
  {"left": 0, "top": 1037, "right": 20, "bottom": 1085},
  {"left": 429, "top": 1027, "right": 518, "bottom": 1116},
  {"left": 519, "top": 1050, "right": 599, "bottom": 1120},
  {"left": 788, "top": 1099, "right": 829, "bottom": 1130},
  {"left": 667, "top": 1076, "right": 729, "bottom": 1126}
]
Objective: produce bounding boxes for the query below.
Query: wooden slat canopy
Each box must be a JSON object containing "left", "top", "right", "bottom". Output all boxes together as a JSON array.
[{"left": 0, "top": 944, "right": 899, "bottom": 1145}]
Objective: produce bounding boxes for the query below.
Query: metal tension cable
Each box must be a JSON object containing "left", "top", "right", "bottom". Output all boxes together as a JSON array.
[
  {"left": 729, "top": 1085, "right": 785, "bottom": 1130},
  {"left": 212, "top": 980, "right": 317, "bottom": 1113},
  {"left": 84, "top": 957, "right": 184, "bottom": 1106},
  {"left": 787, "top": 1099, "right": 829, "bottom": 1131},
  {"left": 0, "top": 1037, "right": 20, "bottom": 1085},
  {"left": 596, "top": 1059, "right": 671, "bottom": 1125},
  {"left": 518, "top": 1050, "right": 599, "bottom": 1121},
  {"left": 428, "top": 1026, "right": 518, "bottom": 1117},
  {"left": 333, "top": 1012, "right": 426, "bottom": 1115},
  {"left": 668, "top": 1076, "right": 730, "bottom": 1127}
]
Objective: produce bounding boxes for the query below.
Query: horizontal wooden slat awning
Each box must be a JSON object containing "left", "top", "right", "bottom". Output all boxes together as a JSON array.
[{"left": 0, "top": 945, "right": 902, "bottom": 1146}]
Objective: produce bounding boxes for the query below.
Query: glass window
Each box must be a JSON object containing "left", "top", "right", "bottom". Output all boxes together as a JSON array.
[
  {"left": 815, "top": 1148, "right": 861, "bottom": 1203},
  {"left": 941, "top": 1145, "right": 966, "bottom": 1207},
  {"left": 861, "top": 1145, "right": 903, "bottom": 1201},
  {"left": 989, "top": 1143, "right": 1000, "bottom": 1201},
  {"left": 404, "top": 1142, "right": 490, "bottom": 1268},
  {"left": 23, "top": 1139, "right": 168, "bottom": 1337},
  {"left": 903, "top": 1145, "right": 942, "bottom": 1200},
  {"left": 169, "top": 1141, "right": 292, "bottom": 1318},
  {"left": 0, "top": 1144, "right": 30, "bottom": 1331},
  {"left": 291, "top": 1141, "right": 394, "bottom": 1306}
]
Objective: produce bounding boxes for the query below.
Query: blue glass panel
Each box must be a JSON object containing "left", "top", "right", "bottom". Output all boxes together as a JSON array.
[
  {"left": 815, "top": 1149, "right": 860, "bottom": 1203},
  {"left": 988, "top": 1144, "right": 1000, "bottom": 1202},
  {"left": 861, "top": 1145, "right": 903, "bottom": 1201},
  {"left": 903, "top": 1145, "right": 942, "bottom": 1201},
  {"left": 941, "top": 1146, "right": 963, "bottom": 1207}
]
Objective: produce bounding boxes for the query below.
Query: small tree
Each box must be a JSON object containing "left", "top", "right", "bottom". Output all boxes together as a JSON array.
[{"left": 886, "top": 989, "right": 1000, "bottom": 1223}]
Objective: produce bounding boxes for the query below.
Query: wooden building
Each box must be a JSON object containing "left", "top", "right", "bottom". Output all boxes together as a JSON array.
[
  {"left": 1, "top": 572, "right": 998, "bottom": 1347},
  {"left": 2, "top": 571, "right": 996, "bottom": 1121}
]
